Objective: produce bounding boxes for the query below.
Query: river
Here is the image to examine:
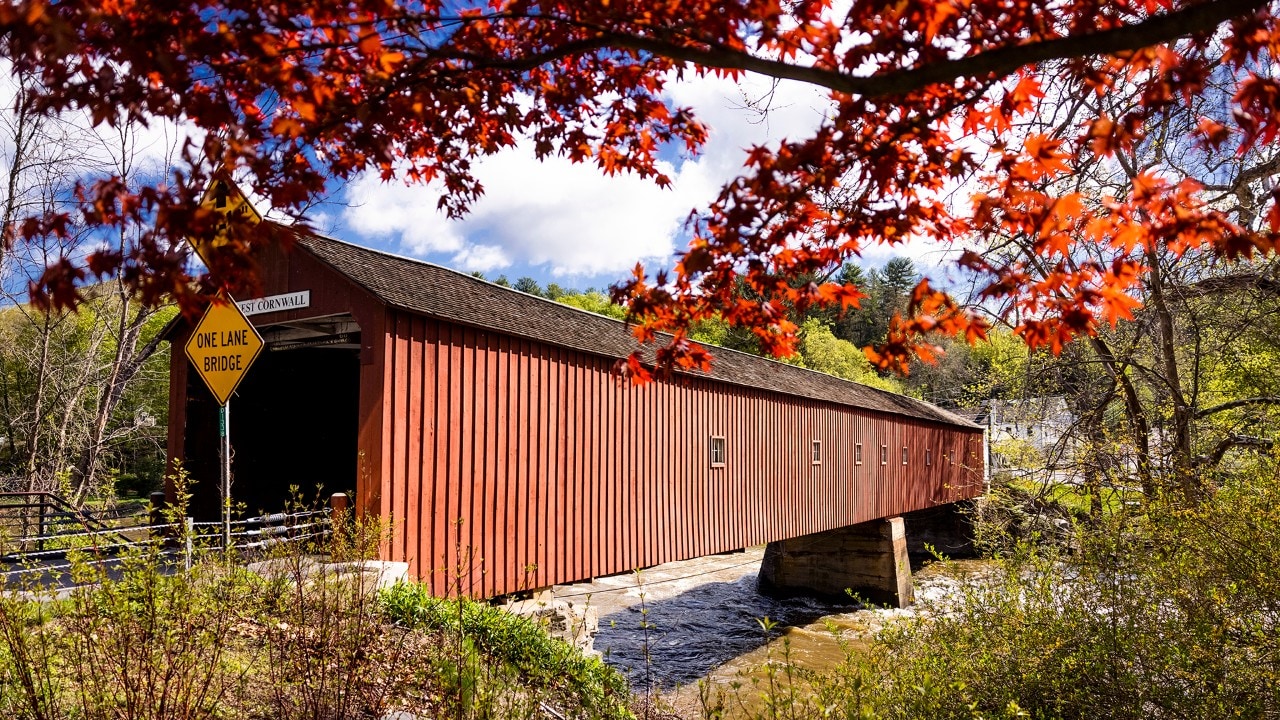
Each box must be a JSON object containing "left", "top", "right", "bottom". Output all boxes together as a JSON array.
[{"left": 554, "top": 547, "right": 987, "bottom": 716}]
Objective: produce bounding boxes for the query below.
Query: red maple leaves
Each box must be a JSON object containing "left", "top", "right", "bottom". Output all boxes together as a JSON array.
[{"left": 1, "top": 0, "right": 1278, "bottom": 376}]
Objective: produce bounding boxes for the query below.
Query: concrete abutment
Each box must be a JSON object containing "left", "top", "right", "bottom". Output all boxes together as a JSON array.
[
  {"left": 757, "top": 503, "right": 976, "bottom": 608},
  {"left": 758, "top": 516, "right": 914, "bottom": 608},
  {"left": 902, "top": 500, "right": 977, "bottom": 565}
]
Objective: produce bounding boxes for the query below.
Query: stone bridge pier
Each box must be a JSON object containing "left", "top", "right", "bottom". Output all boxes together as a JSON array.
[{"left": 758, "top": 501, "right": 975, "bottom": 608}]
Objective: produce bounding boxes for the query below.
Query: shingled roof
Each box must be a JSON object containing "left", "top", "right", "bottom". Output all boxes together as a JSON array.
[{"left": 294, "top": 231, "right": 979, "bottom": 430}]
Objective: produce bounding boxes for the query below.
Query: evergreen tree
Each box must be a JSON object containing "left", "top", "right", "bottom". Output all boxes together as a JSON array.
[{"left": 513, "top": 277, "right": 543, "bottom": 296}]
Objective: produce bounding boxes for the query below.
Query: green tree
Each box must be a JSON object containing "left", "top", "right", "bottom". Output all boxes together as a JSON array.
[
  {"left": 554, "top": 291, "right": 627, "bottom": 321},
  {"left": 688, "top": 315, "right": 763, "bottom": 356},
  {"left": 513, "top": 277, "right": 543, "bottom": 296},
  {"left": 0, "top": 294, "right": 176, "bottom": 499},
  {"left": 833, "top": 258, "right": 920, "bottom": 349},
  {"left": 899, "top": 328, "right": 1031, "bottom": 407},
  {"left": 793, "top": 319, "right": 902, "bottom": 393}
]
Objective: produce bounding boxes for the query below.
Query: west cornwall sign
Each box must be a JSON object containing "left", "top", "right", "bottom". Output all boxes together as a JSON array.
[{"left": 236, "top": 290, "right": 311, "bottom": 317}]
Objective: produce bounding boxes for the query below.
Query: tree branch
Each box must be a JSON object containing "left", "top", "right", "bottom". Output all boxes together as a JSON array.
[
  {"left": 1206, "top": 433, "right": 1275, "bottom": 466},
  {"left": 1196, "top": 396, "right": 1280, "bottom": 419},
  {"left": 1172, "top": 272, "right": 1280, "bottom": 299},
  {"left": 1202, "top": 153, "right": 1280, "bottom": 192},
  {"left": 461, "top": 0, "right": 1269, "bottom": 98}
]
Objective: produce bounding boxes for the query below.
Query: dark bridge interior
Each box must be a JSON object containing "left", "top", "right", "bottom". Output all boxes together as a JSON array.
[{"left": 185, "top": 317, "right": 360, "bottom": 522}]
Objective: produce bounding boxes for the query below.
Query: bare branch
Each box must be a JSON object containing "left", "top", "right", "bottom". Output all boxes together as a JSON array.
[
  {"left": 1206, "top": 433, "right": 1275, "bottom": 466},
  {"left": 1170, "top": 272, "right": 1280, "bottom": 299},
  {"left": 1196, "top": 396, "right": 1280, "bottom": 419}
]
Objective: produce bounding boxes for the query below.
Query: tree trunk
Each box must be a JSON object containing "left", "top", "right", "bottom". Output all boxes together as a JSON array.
[
  {"left": 1144, "top": 247, "right": 1198, "bottom": 500},
  {"left": 1087, "top": 335, "right": 1156, "bottom": 498},
  {"left": 75, "top": 291, "right": 161, "bottom": 503}
]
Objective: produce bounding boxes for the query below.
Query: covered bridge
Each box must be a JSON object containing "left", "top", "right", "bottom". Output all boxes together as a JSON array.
[{"left": 166, "top": 228, "right": 986, "bottom": 603}]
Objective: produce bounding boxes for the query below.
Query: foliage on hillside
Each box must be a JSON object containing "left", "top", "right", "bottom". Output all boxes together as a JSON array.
[{"left": 0, "top": 292, "right": 175, "bottom": 499}]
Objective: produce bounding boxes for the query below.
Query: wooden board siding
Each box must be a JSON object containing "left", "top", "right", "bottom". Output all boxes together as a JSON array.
[{"left": 380, "top": 311, "right": 985, "bottom": 598}]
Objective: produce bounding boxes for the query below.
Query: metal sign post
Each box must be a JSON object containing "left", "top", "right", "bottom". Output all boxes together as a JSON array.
[
  {"left": 188, "top": 297, "right": 261, "bottom": 555},
  {"left": 219, "top": 403, "right": 231, "bottom": 551},
  {"left": 185, "top": 177, "right": 265, "bottom": 554}
]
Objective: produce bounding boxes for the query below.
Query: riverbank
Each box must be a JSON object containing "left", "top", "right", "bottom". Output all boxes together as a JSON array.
[{"left": 554, "top": 547, "right": 992, "bottom": 717}]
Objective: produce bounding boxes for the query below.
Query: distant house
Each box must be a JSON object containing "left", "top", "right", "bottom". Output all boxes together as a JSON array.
[
  {"left": 986, "top": 396, "right": 1075, "bottom": 451},
  {"left": 966, "top": 396, "right": 1079, "bottom": 481}
]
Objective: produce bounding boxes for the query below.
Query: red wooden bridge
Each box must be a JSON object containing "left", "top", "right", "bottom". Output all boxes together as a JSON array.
[{"left": 166, "top": 222, "right": 985, "bottom": 604}]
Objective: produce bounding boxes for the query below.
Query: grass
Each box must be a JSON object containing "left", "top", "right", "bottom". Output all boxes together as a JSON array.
[
  {"left": 1005, "top": 477, "right": 1140, "bottom": 518},
  {"left": 382, "top": 583, "right": 632, "bottom": 720}
]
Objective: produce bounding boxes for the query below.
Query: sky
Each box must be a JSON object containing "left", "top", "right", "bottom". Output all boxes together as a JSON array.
[
  {"left": 319, "top": 71, "right": 952, "bottom": 292},
  {"left": 0, "top": 60, "right": 204, "bottom": 297}
]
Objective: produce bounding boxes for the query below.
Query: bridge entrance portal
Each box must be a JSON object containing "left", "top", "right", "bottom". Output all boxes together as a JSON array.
[{"left": 183, "top": 315, "right": 360, "bottom": 522}]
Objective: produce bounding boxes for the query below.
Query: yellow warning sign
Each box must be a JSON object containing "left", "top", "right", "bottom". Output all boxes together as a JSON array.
[
  {"left": 192, "top": 177, "right": 262, "bottom": 267},
  {"left": 185, "top": 299, "right": 264, "bottom": 406}
]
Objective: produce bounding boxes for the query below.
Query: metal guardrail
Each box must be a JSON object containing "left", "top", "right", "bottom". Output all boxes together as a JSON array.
[
  {"left": 0, "top": 522, "right": 181, "bottom": 581},
  {"left": 0, "top": 493, "right": 349, "bottom": 587},
  {"left": 191, "top": 508, "right": 332, "bottom": 553},
  {"left": 0, "top": 492, "right": 143, "bottom": 555}
]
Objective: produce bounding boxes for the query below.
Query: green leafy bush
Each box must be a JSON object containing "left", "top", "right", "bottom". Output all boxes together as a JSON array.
[
  {"left": 760, "top": 464, "right": 1280, "bottom": 720},
  {"left": 380, "top": 583, "right": 632, "bottom": 720}
]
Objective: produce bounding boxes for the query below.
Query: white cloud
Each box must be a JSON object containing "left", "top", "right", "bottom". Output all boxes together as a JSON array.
[
  {"left": 451, "top": 243, "right": 510, "bottom": 273},
  {"left": 663, "top": 72, "right": 832, "bottom": 168},
  {"left": 344, "top": 143, "right": 716, "bottom": 277},
  {"left": 339, "top": 66, "right": 964, "bottom": 282},
  {"left": 341, "top": 72, "right": 844, "bottom": 279}
]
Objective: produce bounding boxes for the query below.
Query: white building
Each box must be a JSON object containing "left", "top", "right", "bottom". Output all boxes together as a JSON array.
[{"left": 967, "top": 396, "right": 1081, "bottom": 482}]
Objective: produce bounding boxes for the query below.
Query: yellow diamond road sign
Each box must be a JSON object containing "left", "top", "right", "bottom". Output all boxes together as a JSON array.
[
  {"left": 185, "top": 299, "right": 264, "bottom": 406},
  {"left": 192, "top": 177, "right": 262, "bottom": 267}
]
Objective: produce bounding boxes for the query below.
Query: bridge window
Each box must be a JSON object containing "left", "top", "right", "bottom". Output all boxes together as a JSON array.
[
  {"left": 709, "top": 436, "right": 726, "bottom": 468},
  {"left": 855, "top": 443, "right": 863, "bottom": 465},
  {"left": 811, "top": 440, "right": 822, "bottom": 465},
  {"left": 880, "top": 444, "right": 888, "bottom": 465},
  {"left": 902, "top": 446, "right": 909, "bottom": 465},
  {"left": 926, "top": 448, "right": 932, "bottom": 466}
]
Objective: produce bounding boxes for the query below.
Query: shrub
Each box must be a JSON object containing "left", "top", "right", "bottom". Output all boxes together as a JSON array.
[
  {"left": 0, "top": 591, "right": 62, "bottom": 720},
  {"left": 248, "top": 511, "right": 406, "bottom": 720},
  {"left": 0, "top": 483, "right": 637, "bottom": 720},
  {"left": 57, "top": 551, "right": 250, "bottom": 720},
  {"left": 380, "top": 583, "right": 632, "bottom": 720},
  {"left": 777, "top": 464, "right": 1280, "bottom": 720}
]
